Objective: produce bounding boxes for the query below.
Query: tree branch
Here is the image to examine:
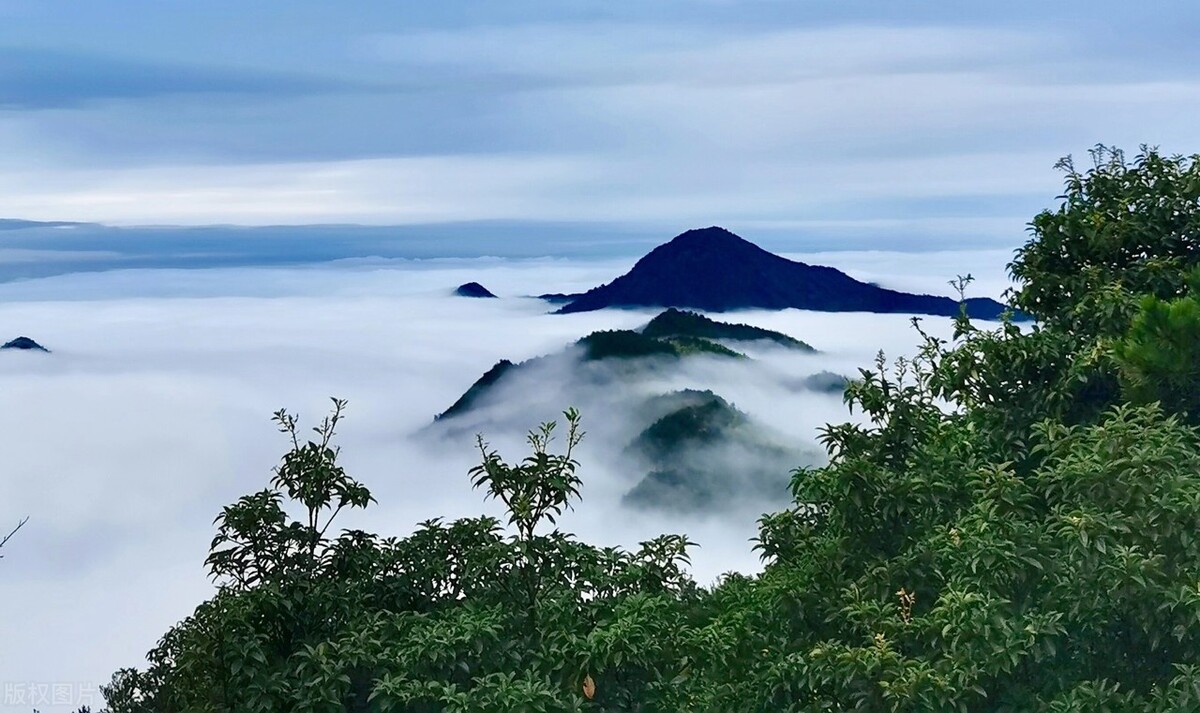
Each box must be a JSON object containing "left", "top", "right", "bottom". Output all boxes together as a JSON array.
[{"left": 0, "top": 516, "right": 29, "bottom": 557}]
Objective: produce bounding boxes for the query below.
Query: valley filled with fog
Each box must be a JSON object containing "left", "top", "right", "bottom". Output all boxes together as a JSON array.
[{"left": 0, "top": 247, "right": 1011, "bottom": 700}]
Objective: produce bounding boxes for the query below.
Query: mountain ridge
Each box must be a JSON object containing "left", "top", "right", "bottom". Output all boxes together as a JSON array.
[
  {"left": 432, "top": 309, "right": 812, "bottom": 422},
  {"left": 555, "top": 226, "right": 1018, "bottom": 320}
]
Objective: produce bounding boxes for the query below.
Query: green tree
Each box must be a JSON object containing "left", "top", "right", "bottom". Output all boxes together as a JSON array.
[
  {"left": 665, "top": 146, "right": 1200, "bottom": 710},
  {"left": 1011, "top": 145, "right": 1200, "bottom": 335},
  {"left": 1112, "top": 268, "right": 1200, "bottom": 421},
  {"left": 105, "top": 405, "right": 699, "bottom": 712}
]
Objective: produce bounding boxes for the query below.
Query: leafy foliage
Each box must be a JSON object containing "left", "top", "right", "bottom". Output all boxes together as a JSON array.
[
  {"left": 1112, "top": 270, "right": 1200, "bottom": 421},
  {"left": 205, "top": 399, "right": 374, "bottom": 588},
  {"left": 105, "top": 405, "right": 699, "bottom": 712},
  {"left": 1011, "top": 145, "right": 1200, "bottom": 335},
  {"left": 665, "top": 146, "right": 1200, "bottom": 710}
]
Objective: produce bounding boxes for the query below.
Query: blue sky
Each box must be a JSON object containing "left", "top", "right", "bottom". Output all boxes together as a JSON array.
[{"left": 1, "top": 0, "right": 1198, "bottom": 255}]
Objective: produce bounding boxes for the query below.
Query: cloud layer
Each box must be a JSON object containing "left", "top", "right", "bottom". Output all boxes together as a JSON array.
[{"left": 0, "top": 250, "right": 1005, "bottom": 709}]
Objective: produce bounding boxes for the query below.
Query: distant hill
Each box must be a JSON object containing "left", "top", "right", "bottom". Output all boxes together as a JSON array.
[
  {"left": 627, "top": 390, "right": 749, "bottom": 460},
  {"left": 1, "top": 336, "right": 49, "bottom": 352},
  {"left": 555, "top": 226, "right": 1018, "bottom": 320},
  {"left": 433, "top": 310, "right": 813, "bottom": 422},
  {"left": 577, "top": 329, "right": 743, "bottom": 361},
  {"left": 801, "top": 371, "right": 850, "bottom": 395},
  {"left": 621, "top": 390, "right": 802, "bottom": 512},
  {"left": 429, "top": 311, "right": 827, "bottom": 513},
  {"left": 435, "top": 359, "right": 517, "bottom": 420},
  {"left": 433, "top": 324, "right": 749, "bottom": 421},
  {"left": 455, "top": 282, "right": 497, "bottom": 298},
  {"left": 642, "top": 308, "right": 814, "bottom": 350},
  {"left": 535, "top": 292, "right": 577, "bottom": 304}
]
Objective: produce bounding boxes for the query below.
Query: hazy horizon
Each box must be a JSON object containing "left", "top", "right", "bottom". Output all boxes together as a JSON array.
[{"left": 0, "top": 219, "right": 1027, "bottom": 286}]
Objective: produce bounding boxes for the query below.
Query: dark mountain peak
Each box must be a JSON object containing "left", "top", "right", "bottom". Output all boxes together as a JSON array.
[
  {"left": 638, "top": 226, "right": 779, "bottom": 265},
  {"left": 455, "top": 282, "right": 497, "bottom": 298},
  {"left": 1, "top": 336, "right": 49, "bottom": 352},
  {"left": 556, "top": 226, "right": 1022, "bottom": 320},
  {"left": 669, "top": 225, "right": 747, "bottom": 246},
  {"left": 435, "top": 359, "right": 515, "bottom": 420}
]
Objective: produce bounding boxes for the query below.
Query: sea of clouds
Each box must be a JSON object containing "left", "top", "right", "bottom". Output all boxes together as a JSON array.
[{"left": 0, "top": 247, "right": 1014, "bottom": 711}]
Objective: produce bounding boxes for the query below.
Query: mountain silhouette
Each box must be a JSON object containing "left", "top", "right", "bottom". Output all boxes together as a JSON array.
[
  {"left": 642, "top": 308, "right": 814, "bottom": 350},
  {"left": 454, "top": 282, "right": 497, "bottom": 298},
  {"left": 435, "top": 359, "right": 517, "bottom": 420},
  {"left": 1, "top": 336, "right": 49, "bottom": 352},
  {"left": 556, "top": 227, "right": 1018, "bottom": 319}
]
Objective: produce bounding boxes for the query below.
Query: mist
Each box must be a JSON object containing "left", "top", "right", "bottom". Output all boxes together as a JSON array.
[{"left": 0, "top": 248, "right": 1008, "bottom": 710}]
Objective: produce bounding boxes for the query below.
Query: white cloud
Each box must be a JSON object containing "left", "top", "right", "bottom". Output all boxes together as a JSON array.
[
  {"left": 0, "top": 155, "right": 596, "bottom": 225},
  {"left": 0, "top": 251, "right": 1002, "bottom": 709},
  {"left": 784, "top": 247, "right": 1019, "bottom": 299},
  {"left": 361, "top": 24, "right": 1044, "bottom": 87},
  {"left": 0, "top": 148, "right": 1059, "bottom": 231}
]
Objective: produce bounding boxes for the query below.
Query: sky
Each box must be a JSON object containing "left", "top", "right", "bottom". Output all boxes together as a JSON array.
[{"left": 0, "top": 0, "right": 1198, "bottom": 257}]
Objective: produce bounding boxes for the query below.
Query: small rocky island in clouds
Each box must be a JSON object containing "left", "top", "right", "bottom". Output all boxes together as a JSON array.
[
  {"left": 1, "top": 336, "right": 49, "bottom": 352},
  {"left": 454, "top": 281, "right": 497, "bottom": 298},
  {"left": 549, "top": 226, "right": 1018, "bottom": 319}
]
